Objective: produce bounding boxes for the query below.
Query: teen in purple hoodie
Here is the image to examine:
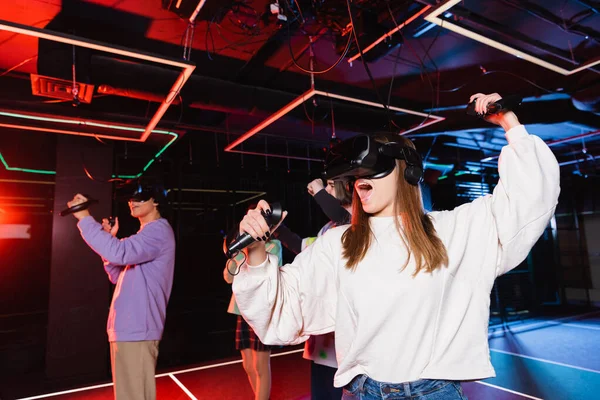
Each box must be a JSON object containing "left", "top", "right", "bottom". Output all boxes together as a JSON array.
[{"left": 67, "top": 187, "right": 175, "bottom": 400}]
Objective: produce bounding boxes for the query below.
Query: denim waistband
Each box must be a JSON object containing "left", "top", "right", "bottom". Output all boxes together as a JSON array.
[{"left": 345, "top": 374, "right": 455, "bottom": 398}]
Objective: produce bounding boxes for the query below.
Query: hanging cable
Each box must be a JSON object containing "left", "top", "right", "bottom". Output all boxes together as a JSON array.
[
  {"left": 280, "top": 0, "right": 352, "bottom": 74},
  {"left": 71, "top": 45, "right": 80, "bottom": 107},
  {"left": 287, "top": 22, "right": 353, "bottom": 74},
  {"left": 345, "top": 0, "right": 396, "bottom": 129},
  {"left": 330, "top": 98, "right": 336, "bottom": 140},
  {"left": 384, "top": 1, "right": 438, "bottom": 130},
  {"left": 183, "top": 22, "right": 196, "bottom": 61},
  {"left": 437, "top": 69, "right": 562, "bottom": 93}
]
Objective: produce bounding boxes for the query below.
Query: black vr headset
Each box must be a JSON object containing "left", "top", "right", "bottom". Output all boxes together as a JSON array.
[
  {"left": 323, "top": 134, "right": 424, "bottom": 186},
  {"left": 116, "top": 183, "right": 169, "bottom": 205}
]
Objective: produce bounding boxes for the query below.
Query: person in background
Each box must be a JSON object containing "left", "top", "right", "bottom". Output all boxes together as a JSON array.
[
  {"left": 223, "top": 226, "right": 283, "bottom": 400},
  {"left": 273, "top": 178, "right": 352, "bottom": 399},
  {"left": 67, "top": 186, "right": 175, "bottom": 400}
]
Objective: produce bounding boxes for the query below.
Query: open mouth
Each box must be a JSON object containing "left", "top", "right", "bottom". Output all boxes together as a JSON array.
[{"left": 355, "top": 181, "right": 373, "bottom": 202}]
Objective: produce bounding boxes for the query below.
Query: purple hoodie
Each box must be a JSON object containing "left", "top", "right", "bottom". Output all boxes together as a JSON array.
[{"left": 77, "top": 216, "right": 175, "bottom": 342}]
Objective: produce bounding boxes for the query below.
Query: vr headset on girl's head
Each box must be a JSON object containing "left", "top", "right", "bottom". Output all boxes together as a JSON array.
[{"left": 323, "top": 134, "right": 424, "bottom": 186}]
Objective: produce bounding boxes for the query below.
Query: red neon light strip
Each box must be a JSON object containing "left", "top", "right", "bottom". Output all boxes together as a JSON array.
[
  {"left": 140, "top": 67, "right": 194, "bottom": 141},
  {"left": 0, "top": 112, "right": 179, "bottom": 178},
  {"left": 401, "top": 117, "right": 446, "bottom": 135},
  {"left": 224, "top": 88, "right": 445, "bottom": 153},
  {"left": 0, "top": 20, "right": 191, "bottom": 69},
  {"left": 0, "top": 19, "right": 196, "bottom": 143},
  {"left": 0, "top": 123, "right": 139, "bottom": 142},
  {"left": 224, "top": 89, "right": 316, "bottom": 152}
]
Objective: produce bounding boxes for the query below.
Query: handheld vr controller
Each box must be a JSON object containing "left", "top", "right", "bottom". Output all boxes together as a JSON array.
[
  {"left": 466, "top": 95, "right": 522, "bottom": 118},
  {"left": 226, "top": 202, "right": 283, "bottom": 258}
]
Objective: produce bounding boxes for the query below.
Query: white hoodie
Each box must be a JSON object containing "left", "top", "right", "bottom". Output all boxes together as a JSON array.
[{"left": 233, "top": 125, "right": 560, "bottom": 387}]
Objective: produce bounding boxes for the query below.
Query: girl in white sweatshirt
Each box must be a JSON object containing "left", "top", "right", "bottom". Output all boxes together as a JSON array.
[{"left": 232, "top": 93, "right": 561, "bottom": 399}]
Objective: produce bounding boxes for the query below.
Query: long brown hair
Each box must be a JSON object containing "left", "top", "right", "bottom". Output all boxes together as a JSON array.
[
  {"left": 341, "top": 135, "right": 448, "bottom": 275},
  {"left": 333, "top": 180, "right": 353, "bottom": 207}
]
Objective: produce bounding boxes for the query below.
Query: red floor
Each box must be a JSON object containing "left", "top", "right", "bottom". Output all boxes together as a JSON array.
[
  {"left": 18, "top": 349, "right": 311, "bottom": 400},
  {"left": 167, "top": 350, "right": 311, "bottom": 400},
  {"left": 11, "top": 311, "right": 600, "bottom": 399},
  {"left": 17, "top": 340, "right": 581, "bottom": 399},
  {"left": 16, "top": 349, "right": 539, "bottom": 400}
]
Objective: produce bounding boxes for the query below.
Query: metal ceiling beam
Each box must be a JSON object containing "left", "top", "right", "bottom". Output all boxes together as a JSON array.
[
  {"left": 481, "top": 128, "right": 600, "bottom": 162},
  {"left": 425, "top": 0, "right": 600, "bottom": 75},
  {"left": 407, "top": 99, "right": 600, "bottom": 136},
  {"left": 446, "top": 7, "right": 588, "bottom": 66},
  {"left": 223, "top": 87, "right": 445, "bottom": 154},
  {"left": 497, "top": 0, "right": 600, "bottom": 43},
  {"left": 574, "top": 0, "right": 600, "bottom": 14}
]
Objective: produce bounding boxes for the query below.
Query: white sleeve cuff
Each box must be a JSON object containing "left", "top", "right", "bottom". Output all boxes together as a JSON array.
[
  {"left": 505, "top": 124, "right": 528, "bottom": 144},
  {"left": 245, "top": 254, "right": 272, "bottom": 276}
]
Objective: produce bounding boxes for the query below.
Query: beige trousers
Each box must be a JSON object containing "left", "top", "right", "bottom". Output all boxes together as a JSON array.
[{"left": 110, "top": 340, "right": 160, "bottom": 400}]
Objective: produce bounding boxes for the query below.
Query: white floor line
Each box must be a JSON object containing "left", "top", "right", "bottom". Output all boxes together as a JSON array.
[
  {"left": 18, "top": 319, "right": 600, "bottom": 400},
  {"left": 16, "top": 382, "right": 114, "bottom": 400},
  {"left": 169, "top": 374, "right": 198, "bottom": 400},
  {"left": 490, "top": 348, "right": 600, "bottom": 374},
  {"left": 489, "top": 310, "right": 600, "bottom": 337},
  {"left": 158, "top": 348, "right": 304, "bottom": 377},
  {"left": 17, "top": 349, "right": 304, "bottom": 399},
  {"left": 475, "top": 381, "right": 543, "bottom": 400},
  {"left": 549, "top": 321, "right": 600, "bottom": 331},
  {"left": 155, "top": 359, "right": 243, "bottom": 378}
]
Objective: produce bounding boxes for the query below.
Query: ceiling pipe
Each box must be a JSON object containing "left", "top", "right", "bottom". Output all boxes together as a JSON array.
[
  {"left": 546, "top": 129, "right": 600, "bottom": 147},
  {"left": 189, "top": 101, "right": 265, "bottom": 116},
  {"left": 92, "top": 54, "right": 309, "bottom": 105},
  {"left": 558, "top": 154, "right": 600, "bottom": 167},
  {"left": 97, "top": 85, "right": 181, "bottom": 105}
]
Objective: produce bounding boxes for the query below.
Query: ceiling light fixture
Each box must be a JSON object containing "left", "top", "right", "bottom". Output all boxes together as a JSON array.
[
  {"left": 0, "top": 112, "right": 178, "bottom": 179},
  {"left": 0, "top": 19, "right": 195, "bottom": 141},
  {"left": 425, "top": 0, "right": 600, "bottom": 75}
]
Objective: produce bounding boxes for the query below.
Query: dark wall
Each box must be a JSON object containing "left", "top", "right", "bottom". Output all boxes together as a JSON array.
[
  {"left": 45, "top": 135, "right": 114, "bottom": 380},
  {"left": 554, "top": 175, "right": 600, "bottom": 305}
]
